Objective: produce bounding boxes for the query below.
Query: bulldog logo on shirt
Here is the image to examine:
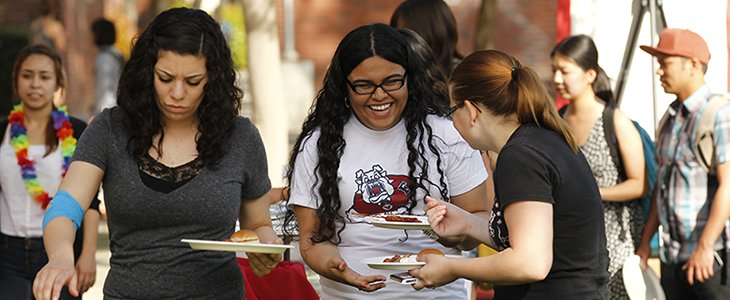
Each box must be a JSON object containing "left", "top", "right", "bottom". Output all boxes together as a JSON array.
[{"left": 350, "top": 164, "right": 414, "bottom": 215}]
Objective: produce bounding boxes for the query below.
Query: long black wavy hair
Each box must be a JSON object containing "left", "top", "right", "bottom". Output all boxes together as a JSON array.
[
  {"left": 283, "top": 23, "right": 450, "bottom": 245},
  {"left": 116, "top": 7, "right": 241, "bottom": 167}
]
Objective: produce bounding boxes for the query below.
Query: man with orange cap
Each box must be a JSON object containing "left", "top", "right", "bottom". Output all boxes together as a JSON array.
[{"left": 637, "top": 28, "right": 730, "bottom": 299}]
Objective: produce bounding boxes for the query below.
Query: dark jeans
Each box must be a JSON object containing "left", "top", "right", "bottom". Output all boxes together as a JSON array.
[
  {"left": 0, "top": 234, "right": 79, "bottom": 300},
  {"left": 661, "top": 250, "right": 730, "bottom": 300}
]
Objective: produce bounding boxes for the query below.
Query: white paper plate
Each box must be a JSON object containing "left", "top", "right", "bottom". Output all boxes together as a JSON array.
[
  {"left": 181, "top": 239, "right": 294, "bottom": 254},
  {"left": 622, "top": 255, "right": 666, "bottom": 300},
  {"left": 361, "top": 255, "right": 462, "bottom": 270},
  {"left": 364, "top": 215, "right": 432, "bottom": 230}
]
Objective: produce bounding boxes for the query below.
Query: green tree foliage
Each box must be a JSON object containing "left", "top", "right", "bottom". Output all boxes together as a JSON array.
[{"left": 219, "top": 2, "right": 248, "bottom": 69}]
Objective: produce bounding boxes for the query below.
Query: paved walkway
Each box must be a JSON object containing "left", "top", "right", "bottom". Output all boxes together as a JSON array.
[{"left": 84, "top": 219, "right": 110, "bottom": 300}]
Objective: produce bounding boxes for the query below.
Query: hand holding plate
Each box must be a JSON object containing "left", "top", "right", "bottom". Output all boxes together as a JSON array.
[
  {"left": 409, "top": 254, "right": 457, "bottom": 290},
  {"left": 247, "top": 237, "right": 284, "bottom": 277}
]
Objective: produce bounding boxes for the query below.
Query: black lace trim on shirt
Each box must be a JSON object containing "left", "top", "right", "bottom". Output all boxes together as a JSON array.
[{"left": 138, "top": 154, "right": 203, "bottom": 193}]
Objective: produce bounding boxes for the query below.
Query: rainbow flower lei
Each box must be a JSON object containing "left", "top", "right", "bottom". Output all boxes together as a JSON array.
[{"left": 8, "top": 104, "right": 76, "bottom": 209}]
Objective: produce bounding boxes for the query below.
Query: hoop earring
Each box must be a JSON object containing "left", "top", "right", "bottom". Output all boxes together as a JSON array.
[{"left": 345, "top": 97, "right": 351, "bottom": 108}]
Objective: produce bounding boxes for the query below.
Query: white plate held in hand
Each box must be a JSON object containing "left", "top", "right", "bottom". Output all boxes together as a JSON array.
[
  {"left": 181, "top": 239, "right": 294, "bottom": 254},
  {"left": 361, "top": 255, "right": 462, "bottom": 270},
  {"left": 622, "top": 255, "right": 665, "bottom": 300},
  {"left": 364, "top": 215, "right": 432, "bottom": 230}
]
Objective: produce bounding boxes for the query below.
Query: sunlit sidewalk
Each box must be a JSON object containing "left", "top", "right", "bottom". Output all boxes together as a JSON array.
[{"left": 85, "top": 219, "right": 110, "bottom": 300}]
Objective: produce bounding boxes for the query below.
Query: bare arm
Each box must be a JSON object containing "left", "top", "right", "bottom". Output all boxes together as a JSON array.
[
  {"left": 33, "top": 161, "right": 104, "bottom": 300},
  {"left": 292, "top": 205, "right": 386, "bottom": 292},
  {"left": 636, "top": 182, "right": 661, "bottom": 270},
  {"left": 683, "top": 161, "right": 730, "bottom": 284},
  {"left": 75, "top": 208, "right": 100, "bottom": 293},
  {"left": 601, "top": 110, "right": 646, "bottom": 201},
  {"left": 239, "top": 192, "right": 283, "bottom": 277},
  {"left": 413, "top": 201, "right": 553, "bottom": 288}
]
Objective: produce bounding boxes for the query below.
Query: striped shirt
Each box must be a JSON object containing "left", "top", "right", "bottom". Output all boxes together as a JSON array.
[{"left": 655, "top": 84, "right": 730, "bottom": 263}]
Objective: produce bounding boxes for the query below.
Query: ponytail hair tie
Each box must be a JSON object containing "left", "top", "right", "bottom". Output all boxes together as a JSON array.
[{"left": 511, "top": 67, "right": 518, "bottom": 81}]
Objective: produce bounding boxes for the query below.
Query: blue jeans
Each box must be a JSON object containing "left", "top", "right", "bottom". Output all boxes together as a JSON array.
[
  {"left": 661, "top": 250, "right": 730, "bottom": 300},
  {"left": 0, "top": 234, "right": 79, "bottom": 300}
]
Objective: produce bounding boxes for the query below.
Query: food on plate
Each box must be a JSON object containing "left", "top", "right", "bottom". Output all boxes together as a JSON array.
[
  {"left": 230, "top": 229, "right": 259, "bottom": 243},
  {"left": 352, "top": 212, "right": 423, "bottom": 223},
  {"left": 383, "top": 253, "right": 414, "bottom": 263},
  {"left": 217, "top": 229, "right": 259, "bottom": 243},
  {"left": 417, "top": 248, "right": 445, "bottom": 258},
  {"left": 381, "top": 249, "right": 444, "bottom": 263},
  {"left": 383, "top": 215, "right": 422, "bottom": 223}
]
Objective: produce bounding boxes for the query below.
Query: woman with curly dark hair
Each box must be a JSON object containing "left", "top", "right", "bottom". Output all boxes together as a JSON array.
[
  {"left": 284, "top": 23, "right": 489, "bottom": 299},
  {"left": 33, "top": 8, "right": 279, "bottom": 300}
]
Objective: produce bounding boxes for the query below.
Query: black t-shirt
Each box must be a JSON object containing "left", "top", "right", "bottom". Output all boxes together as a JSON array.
[{"left": 489, "top": 123, "right": 609, "bottom": 300}]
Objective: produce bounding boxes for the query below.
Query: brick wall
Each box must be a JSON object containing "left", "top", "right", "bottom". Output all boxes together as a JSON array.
[
  {"left": 270, "top": 0, "right": 556, "bottom": 93},
  {"left": 0, "top": 0, "right": 46, "bottom": 29},
  {"left": 274, "top": 0, "right": 482, "bottom": 90},
  {"left": 491, "top": 0, "right": 557, "bottom": 92},
  {"left": 0, "top": 0, "right": 559, "bottom": 117}
]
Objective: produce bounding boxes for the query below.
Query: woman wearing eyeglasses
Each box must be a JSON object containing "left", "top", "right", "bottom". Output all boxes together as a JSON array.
[
  {"left": 283, "top": 23, "right": 489, "bottom": 299},
  {"left": 409, "top": 50, "right": 610, "bottom": 299}
]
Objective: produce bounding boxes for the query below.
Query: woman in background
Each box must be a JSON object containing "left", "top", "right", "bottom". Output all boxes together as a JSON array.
[
  {"left": 552, "top": 35, "right": 645, "bottom": 300},
  {"left": 390, "top": 0, "right": 464, "bottom": 76},
  {"left": 395, "top": 28, "right": 450, "bottom": 108},
  {"left": 0, "top": 44, "right": 100, "bottom": 299}
]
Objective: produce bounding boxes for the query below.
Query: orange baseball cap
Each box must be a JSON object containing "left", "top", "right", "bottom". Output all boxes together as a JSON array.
[{"left": 640, "top": 28, "right": 710, "bottom": 64}]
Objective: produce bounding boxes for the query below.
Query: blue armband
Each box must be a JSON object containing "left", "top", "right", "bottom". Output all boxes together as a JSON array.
[{"left": 42, "top": 190, "right": 85, "bottom": 231}]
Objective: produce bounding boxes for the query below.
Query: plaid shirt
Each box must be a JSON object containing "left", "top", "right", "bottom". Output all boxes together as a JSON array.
[{"left": 656, "top": 84, "right": 730, "bottom": 263}]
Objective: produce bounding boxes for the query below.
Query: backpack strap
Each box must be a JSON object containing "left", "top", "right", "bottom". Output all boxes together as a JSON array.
[
  {"left": 694, "top": 94, "right": 730, "bottom": 175},
  {"left": 603, "top": 103, "right": 626, "bottom": 181}
]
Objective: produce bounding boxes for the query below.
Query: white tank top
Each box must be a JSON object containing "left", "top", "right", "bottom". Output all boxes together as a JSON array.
[{"left": 0, "top": 125, "right": 64, "bottom": 237}]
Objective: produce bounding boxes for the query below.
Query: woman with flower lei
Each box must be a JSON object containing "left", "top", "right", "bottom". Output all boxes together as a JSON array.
[{"left": 0, "top": 44, "right": 100, "bottom": 299}]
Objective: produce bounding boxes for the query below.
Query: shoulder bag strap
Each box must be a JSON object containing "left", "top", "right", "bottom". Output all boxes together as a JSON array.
[
  {"left": 694, "top": 94, "right": 730, "bottom": 175},
  {"left": 603, "top": 104, "right": 625, "bottom": 181}
]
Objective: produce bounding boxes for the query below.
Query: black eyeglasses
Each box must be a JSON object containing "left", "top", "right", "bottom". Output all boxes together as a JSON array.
[
  {"left": 346, "top": 73, "right": 407, "bottom": 95},
  {"left": 444, "top": 100, "right": 482, "bottom": 120}
]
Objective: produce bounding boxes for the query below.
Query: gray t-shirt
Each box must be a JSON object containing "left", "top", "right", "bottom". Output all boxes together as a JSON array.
[{"left": 74, "top": 108, "right": 271, "bottom": 299}]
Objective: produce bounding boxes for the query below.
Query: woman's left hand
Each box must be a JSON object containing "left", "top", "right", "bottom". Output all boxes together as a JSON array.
[
  {"left": 246, "top": 237, "right": 285, "bottom": 277},
  {"left": 74, "top": 252, "right": 97, "bottom": 293},
  {"left": 408, "top": 254, "right": 457, "bottom": 290}
]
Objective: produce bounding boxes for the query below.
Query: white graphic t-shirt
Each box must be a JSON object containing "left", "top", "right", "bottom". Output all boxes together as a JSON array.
[{"left": 289, "top": 114, "right": 488, "bottom": 300}]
